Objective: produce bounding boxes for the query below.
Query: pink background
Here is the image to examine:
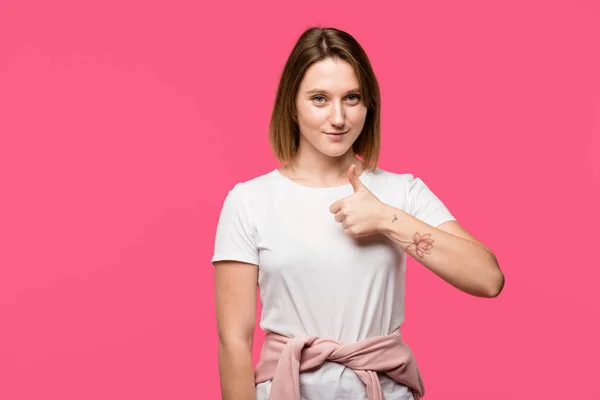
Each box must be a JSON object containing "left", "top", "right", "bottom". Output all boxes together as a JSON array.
[{"left": 1, "top": 0, "right": 599, "bottom": 399}]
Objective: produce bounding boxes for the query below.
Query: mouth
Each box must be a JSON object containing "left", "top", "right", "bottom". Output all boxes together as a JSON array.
[{"left": 325, "top": 130, "right": 349, "bottom": 136}]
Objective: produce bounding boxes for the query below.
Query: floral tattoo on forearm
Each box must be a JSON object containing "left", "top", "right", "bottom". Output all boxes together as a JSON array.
[{"left": 389, "top": 213, "right": 434, "bottom": 258}]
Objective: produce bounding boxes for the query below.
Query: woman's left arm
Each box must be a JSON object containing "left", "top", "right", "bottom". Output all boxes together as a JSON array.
[
  {"left": 331, "top": 165, "right": 505, "bottom": 298},
  {"left": 378, "top": 206, "right": 504, "bottom": 298}
]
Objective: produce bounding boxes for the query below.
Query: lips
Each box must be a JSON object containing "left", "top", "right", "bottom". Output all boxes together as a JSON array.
[{"left": 325, "top": 130, "right": 348, "bottom": 135}]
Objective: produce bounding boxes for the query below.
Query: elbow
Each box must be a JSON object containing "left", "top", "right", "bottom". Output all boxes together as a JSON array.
[
  {"left": 476, "top": 252, "right": 504, "bottom": 298},
  {"left": 218, "top": 332, "right": 254, "bottom": 352},
  {"left": 482, "top": 266, "right": 505, "bottom": 298}
]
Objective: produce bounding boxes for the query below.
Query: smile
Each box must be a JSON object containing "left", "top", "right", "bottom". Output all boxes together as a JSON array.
[{"left": 325, "top": 130, "right": 349, "bottom": 135}]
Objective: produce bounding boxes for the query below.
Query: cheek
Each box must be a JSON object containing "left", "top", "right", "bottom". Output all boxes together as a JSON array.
[
  {"left": 347, "top": 108, "right": 367, "bottom": 132},
  {"left": 350, "top": 106, "right": 368, "bottom": 122},
  {"left": 299, "top": 107, "right": 327, "bottom": 127}
]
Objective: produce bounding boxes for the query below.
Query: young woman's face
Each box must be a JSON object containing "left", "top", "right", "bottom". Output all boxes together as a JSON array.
[{"left": 295, "top": 58, "right": 368, "bottom": 159}]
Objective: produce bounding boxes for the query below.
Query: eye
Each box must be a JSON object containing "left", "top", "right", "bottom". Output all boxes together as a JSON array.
[
  {"left": 347, "top": 94, "right": 361, "bottom": 102},
  {"left": 311, "top": 95, "right": 326, "bottom": 103}
]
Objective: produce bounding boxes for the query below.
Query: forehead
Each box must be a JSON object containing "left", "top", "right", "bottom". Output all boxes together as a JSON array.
[{"left": 299, "top": 58, "right": 359, "bottom": 91}]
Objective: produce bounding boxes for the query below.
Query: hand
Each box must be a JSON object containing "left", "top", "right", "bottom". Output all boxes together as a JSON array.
[{"left": 329, "top": 164, "right": 387, "bottom": 238}]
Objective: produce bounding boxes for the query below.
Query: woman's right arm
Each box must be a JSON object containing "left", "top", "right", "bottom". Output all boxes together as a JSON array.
[{"left": 214, "top": 260, "right": 258, "bottom": 400}]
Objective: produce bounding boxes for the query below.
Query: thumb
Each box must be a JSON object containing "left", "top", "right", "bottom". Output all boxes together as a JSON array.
[{"left": 348, "top": 164, "right": 366, "bottom": 192}]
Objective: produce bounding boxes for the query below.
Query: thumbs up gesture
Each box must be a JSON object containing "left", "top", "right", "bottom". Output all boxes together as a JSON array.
[{"left": 329, "top": 164, "right": 387, "bottom": 238}]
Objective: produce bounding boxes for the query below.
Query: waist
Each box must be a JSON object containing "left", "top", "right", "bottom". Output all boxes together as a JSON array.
[
  {"left": 256, "top": 362, "right": 414, "bottom": 399},
  {"left": 254, "top": 328, "right": 424, "bottom": 400}
]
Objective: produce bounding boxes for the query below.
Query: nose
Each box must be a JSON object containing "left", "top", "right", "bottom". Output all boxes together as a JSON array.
[{"left": 329, "top": 101, "right": 346, "bottom": 128}]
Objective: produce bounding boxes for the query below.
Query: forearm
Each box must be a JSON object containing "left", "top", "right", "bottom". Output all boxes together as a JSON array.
[
  {"left": 379, "top": 204, "right": 503, "bottom": 298},
  {"left": 218, "top": 341, "right": 256, "bottom": 400}
]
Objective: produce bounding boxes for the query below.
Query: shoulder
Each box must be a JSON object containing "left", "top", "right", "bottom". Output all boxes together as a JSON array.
[
  {"left": 229, "top": 169, "right": 278, "bottom": 192},
  {"left": 366, "top": 168, "right": 421, "bottom": 209},
  {"left": 224, "top": 169, "right": 280, "bottom": 206},
  {"left": 369, "top": 167, "right": 419, "bottom": 188},
  {"left": 372, "top": 168, "right": 444, "bottom": 203}
]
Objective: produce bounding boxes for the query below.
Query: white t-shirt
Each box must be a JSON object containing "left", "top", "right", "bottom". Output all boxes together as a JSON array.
[{"left": 212, "top": 167, "right": 456, "bottom": 400}]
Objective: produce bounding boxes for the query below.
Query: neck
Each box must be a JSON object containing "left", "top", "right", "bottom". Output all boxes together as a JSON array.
[{"left": 282, "top": 151, "right": 366, "bottom": 186}]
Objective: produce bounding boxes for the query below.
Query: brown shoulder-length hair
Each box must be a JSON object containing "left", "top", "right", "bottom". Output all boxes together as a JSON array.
[{"left": 269, "top": 26, "right": 381, "bottom": 171}]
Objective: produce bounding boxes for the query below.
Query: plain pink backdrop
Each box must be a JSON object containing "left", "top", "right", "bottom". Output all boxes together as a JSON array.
[{"left": 1, "top": 0, "right": 599, "bottom": 399}]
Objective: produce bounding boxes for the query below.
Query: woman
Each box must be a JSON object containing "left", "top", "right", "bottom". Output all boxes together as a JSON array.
[{"left": 212, "top": 26, "right": 504, "bottom": 400}]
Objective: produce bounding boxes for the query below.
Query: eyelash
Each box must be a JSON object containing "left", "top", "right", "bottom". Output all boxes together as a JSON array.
[{"left": 311, "top": 94, "right": 361, "bottom": 103}]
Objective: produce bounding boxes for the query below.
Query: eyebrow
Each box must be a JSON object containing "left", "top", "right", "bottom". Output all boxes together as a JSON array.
[{"left": 305, "top": 87, "right": 361, "bottom": 95}]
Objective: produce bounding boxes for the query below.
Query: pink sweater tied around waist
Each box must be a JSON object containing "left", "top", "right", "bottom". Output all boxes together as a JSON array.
[{"left": 254, "top": 328, "right": 425, "bottom": 400}]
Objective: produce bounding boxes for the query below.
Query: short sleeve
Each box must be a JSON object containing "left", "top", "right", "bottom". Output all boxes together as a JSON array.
[
  {"left": 405, "top": 174, "right": 457, "bottom": 227},
  {"left": 211, "top": 184, "right": 259, "bottom": 266}
]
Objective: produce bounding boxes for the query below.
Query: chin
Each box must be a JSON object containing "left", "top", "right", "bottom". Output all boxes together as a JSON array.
[{"left": 319, "top": 146, "right": 353, "bottom": 158}]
